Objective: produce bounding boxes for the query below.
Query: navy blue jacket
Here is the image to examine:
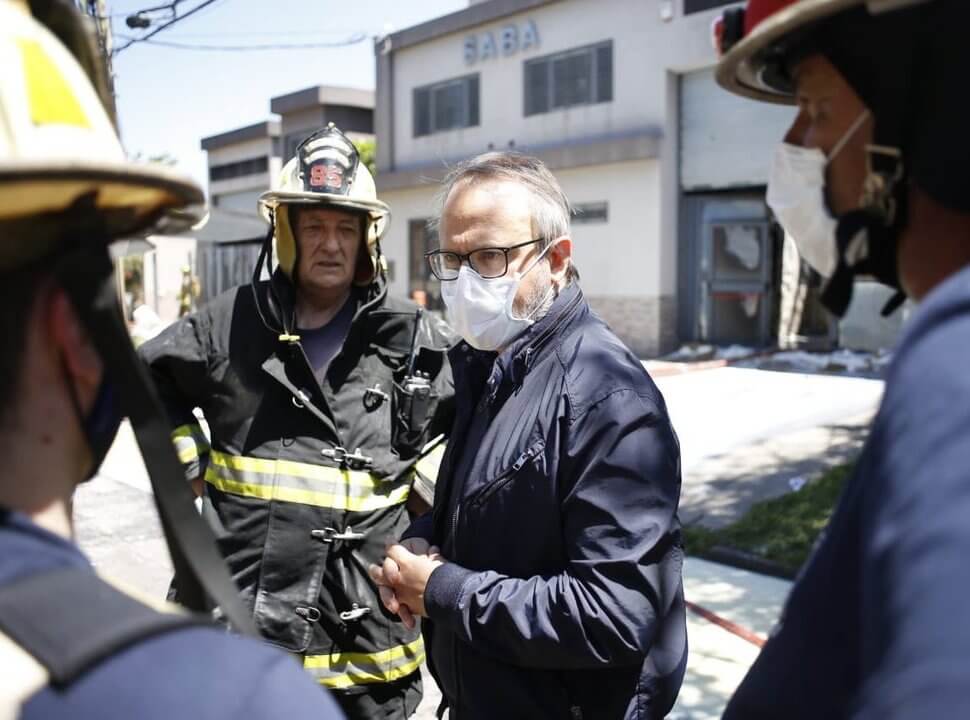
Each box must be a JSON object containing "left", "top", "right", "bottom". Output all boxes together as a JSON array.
[
  {"left": 0, "top": 510, "right": 343, "bottom": 720},
  {"left": 407, "top": 284, "right": 687, "bottom": 720},
  {"left": 724, "top": 265, "right": 970, "bottom": 718}
]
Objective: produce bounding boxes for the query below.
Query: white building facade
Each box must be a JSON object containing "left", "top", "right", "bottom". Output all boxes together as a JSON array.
[
  {"left": 202, "top": 121, "right": 282, "bottom": 213},
  {"left": 375, "top": 0, "right": 806, "bottom": 356}
]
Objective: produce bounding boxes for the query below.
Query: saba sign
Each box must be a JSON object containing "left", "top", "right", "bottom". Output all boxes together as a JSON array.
[{"left": 464, "top": 20, "right": 539, "bottom": 65}]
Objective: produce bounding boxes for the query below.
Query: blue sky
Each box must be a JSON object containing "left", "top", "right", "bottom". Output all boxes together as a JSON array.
[{"left": 109, "top": 0, "right": 467, "bottom": 190}]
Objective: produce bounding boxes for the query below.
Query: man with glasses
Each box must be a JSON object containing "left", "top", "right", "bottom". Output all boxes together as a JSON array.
[{"left": 370, "top": 152, "right": 687, "bottom": 720}]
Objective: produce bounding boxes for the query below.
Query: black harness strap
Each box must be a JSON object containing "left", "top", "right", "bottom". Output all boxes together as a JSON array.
[
  {"left": 0, "top": 567, "right": 207, "bottom": 687},
  {"left": 55, "top": 242, "right": 258, "bottom": 638}
]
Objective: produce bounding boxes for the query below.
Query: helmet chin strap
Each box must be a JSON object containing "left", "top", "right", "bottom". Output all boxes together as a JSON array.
[{"left": 821, "top": 143, "right": 908, "bottom": 317}]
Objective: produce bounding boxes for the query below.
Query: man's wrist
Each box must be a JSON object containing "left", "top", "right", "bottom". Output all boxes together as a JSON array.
[{"left": 424, "top": 562, "right": 474, "bottom": 624}]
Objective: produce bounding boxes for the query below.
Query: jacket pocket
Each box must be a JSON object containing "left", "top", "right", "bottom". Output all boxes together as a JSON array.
[{"left": 467, "top": 439, "right": 546, "bottom": 509}]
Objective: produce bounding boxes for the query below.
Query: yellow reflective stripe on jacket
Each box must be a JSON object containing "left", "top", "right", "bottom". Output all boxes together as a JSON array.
[
  {"left": 303, "top": 638, "right": 425, "bottom": 689},
  {"left": 205, "top": 451, "right": 410, "bottom": 512},
  {"left": 171, "top": 423, "right": 210, "bottom": 464}
]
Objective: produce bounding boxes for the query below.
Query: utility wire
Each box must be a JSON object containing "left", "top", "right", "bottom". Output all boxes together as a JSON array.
[
  {"left": 114, "top": 33, "right": 368, "bottom": 51},
  {"left": 97, "top": 1, "right": 183, "bottom": 20},
  {"left": 113, "top": 0, "right": 221, "bottom": 53}
]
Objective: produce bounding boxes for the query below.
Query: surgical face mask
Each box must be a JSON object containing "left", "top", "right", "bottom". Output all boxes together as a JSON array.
[
  {"left": 64, "top": 362, "right": 123, "bottom": 482},
  {"left": 766, "top": 110, "right": 871, "bottom": 278},
  {"left": 441, "top": 243, "right": 555, "bottom": 352}
]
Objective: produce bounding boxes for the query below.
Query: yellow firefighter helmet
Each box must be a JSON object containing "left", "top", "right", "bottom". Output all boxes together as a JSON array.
[{"left": 0, "top": 0, "right": 204, "bottom": 269}]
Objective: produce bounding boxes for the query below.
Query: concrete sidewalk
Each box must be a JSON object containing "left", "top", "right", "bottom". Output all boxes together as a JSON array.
[{"left": 671, "top": 558, "right": 790, "bottom": 720}]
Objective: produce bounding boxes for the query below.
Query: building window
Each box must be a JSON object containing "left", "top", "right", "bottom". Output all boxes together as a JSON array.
[
  {"left": 409, "top": 219, "right": 444, "bottom": 310},
  {"left": 524, "top": 41, "right": 613, "bottom": 116},
  {"left": 571, "top": 202, "right": 609, "bottom": 224},
  {"left": 209, "top": 156, "right": 269, "bottom": 182},
  {"left": 684, "top": 0, "right": 737, "bottom": 14},
  {"left": 413, "top": 75, "right": 480, "bottom": 137}
]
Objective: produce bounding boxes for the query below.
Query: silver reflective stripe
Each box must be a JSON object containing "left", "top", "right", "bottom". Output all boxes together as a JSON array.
[{"left": 171, "top": 423, "right": 209, "bottom": 464}]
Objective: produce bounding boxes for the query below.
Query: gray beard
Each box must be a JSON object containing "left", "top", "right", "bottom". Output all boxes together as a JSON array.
[{"left": 515, "top": 264, "right": 556, "bottom": 322}]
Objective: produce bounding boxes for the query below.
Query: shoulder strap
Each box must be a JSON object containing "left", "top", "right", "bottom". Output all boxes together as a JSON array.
[{"left": 0, "top": 567, "right": 208, "bottom": 687}]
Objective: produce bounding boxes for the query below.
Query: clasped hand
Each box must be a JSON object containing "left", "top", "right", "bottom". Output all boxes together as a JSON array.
[{"left": 368, "top": 538, "right": 445, "bottom": 629}]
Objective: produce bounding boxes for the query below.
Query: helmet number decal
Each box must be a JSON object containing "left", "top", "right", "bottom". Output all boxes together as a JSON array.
[{"left": 309, "top": 163, "right": 345, "bottom": 190}]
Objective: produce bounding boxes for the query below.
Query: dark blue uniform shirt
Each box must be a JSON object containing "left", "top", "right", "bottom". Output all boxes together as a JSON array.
[
  {"left": 0, "top": 510, "right": 343, "bottom": 719},
  {"left": 725, "top": 266, "right": 970, "bottom": 719}
]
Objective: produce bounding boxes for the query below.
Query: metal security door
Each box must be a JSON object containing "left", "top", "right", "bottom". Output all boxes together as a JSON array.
[{"left": 700, "top": 219, "right": 773, "bottom": 345}]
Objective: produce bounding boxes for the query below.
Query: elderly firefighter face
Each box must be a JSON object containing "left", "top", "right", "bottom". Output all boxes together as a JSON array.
[{"left": 292, "top": 206, "right": 363, "bottom": 300}]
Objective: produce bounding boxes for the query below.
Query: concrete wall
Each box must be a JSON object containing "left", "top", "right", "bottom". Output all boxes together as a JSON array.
[
  {"left": 143, "top": 236, "right": 197, "bottom": 324},
  {"left": 390, "top": 0, "right": 659, "bottom": 169}
]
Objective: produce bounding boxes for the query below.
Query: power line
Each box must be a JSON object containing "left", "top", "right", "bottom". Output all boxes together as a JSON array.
[
  {"left": 113, "top": 33, "right": 368, "bottom": 51},
  {"left": 113, "top": 0, "right": 222, "bottom": 54},
  {"left": 97, "top": 1, "right": 183, "bottom": 20}
]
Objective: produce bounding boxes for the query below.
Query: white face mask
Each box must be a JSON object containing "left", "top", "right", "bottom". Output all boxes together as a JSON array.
[
  {"left": 766, "top": 110, "right": 870, "bottom": 278},
  {"left": 441, "top": 243, "right": 554, "bottom": 352}
]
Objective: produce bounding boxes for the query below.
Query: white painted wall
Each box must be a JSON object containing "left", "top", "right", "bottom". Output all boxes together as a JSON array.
[
  {"left": 142, "top": 236, "right": 197, "bottom": 324},
  {"left": 392, "top": 0, "right": 655, "bottom": 168},
  {"left": 557, "top": 159, "right": 660, "bottom": 296},
  {"left": 389, "top": 0, "right": 739, "bottom": 169},
  {"left": 380, "top": 184, "right": 439, "bottom": 299}
]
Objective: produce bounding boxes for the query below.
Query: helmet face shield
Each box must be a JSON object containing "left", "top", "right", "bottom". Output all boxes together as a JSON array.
[{"left": 297, "top": 128, "right": 360, "bottom": 196}]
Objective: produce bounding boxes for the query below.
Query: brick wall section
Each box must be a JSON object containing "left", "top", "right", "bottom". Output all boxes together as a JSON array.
[{"left": 585, "top": 294, "right": 679, "bottom": 359}]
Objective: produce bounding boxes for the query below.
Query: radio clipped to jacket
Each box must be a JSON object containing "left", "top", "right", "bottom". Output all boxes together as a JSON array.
[{"left": 392, "top": 309, "right": 438, "bottom": 457}]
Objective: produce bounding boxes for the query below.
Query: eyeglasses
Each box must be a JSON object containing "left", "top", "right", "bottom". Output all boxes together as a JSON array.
[{"left": 425, "top": 237, "right": 548, "bottom": 281}]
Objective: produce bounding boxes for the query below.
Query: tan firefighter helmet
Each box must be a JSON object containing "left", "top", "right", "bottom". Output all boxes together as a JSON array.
[
  {"left": 258, "top": 124, "right": 389, "bottom": 286},
  {"left": 0, "top": 0, "right": 205, "bottom": 269}
]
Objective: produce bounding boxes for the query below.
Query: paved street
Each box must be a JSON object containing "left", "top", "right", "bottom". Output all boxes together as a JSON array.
[
  {"left": 654, "top": 366, "right": 883, "bottom": 528},
  {"left": 73, "top": 364, "right": 876, "bottom": 718}
]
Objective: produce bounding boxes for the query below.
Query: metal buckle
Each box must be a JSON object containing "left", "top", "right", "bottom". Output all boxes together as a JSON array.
[
  {"left": 338, "top": 604, "right": 371, "bottom": 623},
  {"left": 310, "top": 526, "right": 367, "bottom": 543},
  {"left": 363, "top": 384, "right": 389, "bottom": 411},
  {"left": 295, "top": 606, "right": 322, "bottom": 622},
  {"left": 321, "top": 446, "right": 373, "bottom": 471},
  {"left": 862, "top": 144, "right": 905, "bottom": 224}
]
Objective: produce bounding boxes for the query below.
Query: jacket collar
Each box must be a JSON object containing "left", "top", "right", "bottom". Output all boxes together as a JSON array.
[{"left": 450, "top": 282, "right": 587, "bottom": 404}]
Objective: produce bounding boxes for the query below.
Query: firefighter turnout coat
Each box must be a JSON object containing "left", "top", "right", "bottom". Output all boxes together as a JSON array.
[{"left": 139, "top": 275, "right": 455, "bottom": 712}]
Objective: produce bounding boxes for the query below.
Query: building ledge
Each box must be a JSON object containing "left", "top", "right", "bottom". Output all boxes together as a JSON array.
[
  {"left": 270, "top": 85, "right": 375, "bottom": 115},
  {"left": 376, "top": 126, "right": 662, "bottom": 192},
  {"left": 379, "top": 0, "right": 562, "bottom": 54},
  {"left": 201, "top": 121, "right": 278, "bottom": 151}
]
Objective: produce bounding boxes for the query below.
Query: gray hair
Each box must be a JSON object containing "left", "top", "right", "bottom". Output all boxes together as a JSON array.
[{"left": 432, "top": 151, "right": 579, "bottom": 283}]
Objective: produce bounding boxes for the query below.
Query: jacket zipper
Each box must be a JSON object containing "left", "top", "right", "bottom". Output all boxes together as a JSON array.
[{"left": 467, "top": 443, "right": 545, "bottom": 509}]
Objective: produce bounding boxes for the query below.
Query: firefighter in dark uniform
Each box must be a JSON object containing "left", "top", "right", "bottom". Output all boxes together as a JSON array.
[
  {"left": 140, "top": 124, "right": 455, "bottom": 719},
  {"left": 0, "top": 1, "right": 341, "bottom": 718}
]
